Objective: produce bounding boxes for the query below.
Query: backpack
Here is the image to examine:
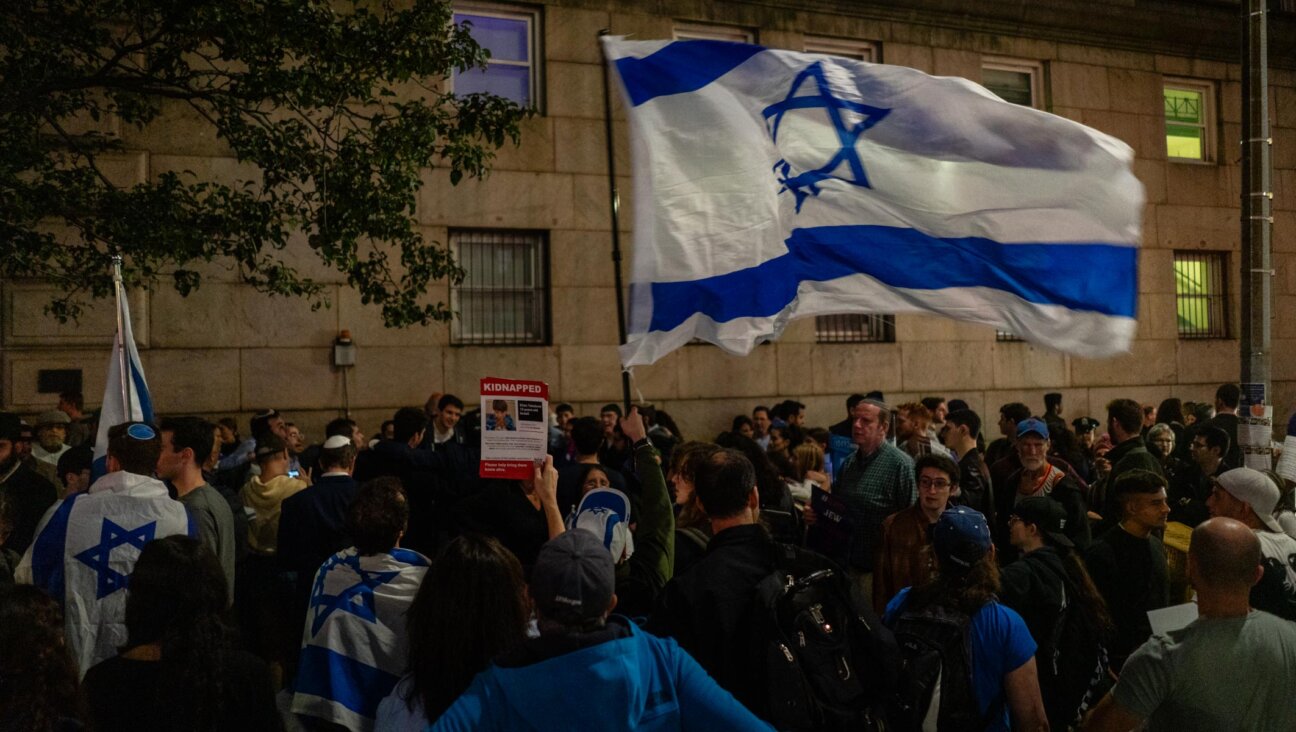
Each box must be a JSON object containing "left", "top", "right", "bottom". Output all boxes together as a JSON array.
[
  {"left": 1038, "top": 564, "right": 1111, "bottom": 729},
  {"left": 890, "top": 601, "right": 994, "bottom": 732},
  {"left": 756, "top": 544, "right": 897, "bottom": 732}
]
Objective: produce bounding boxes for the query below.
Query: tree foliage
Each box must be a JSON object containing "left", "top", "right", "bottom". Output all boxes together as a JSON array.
[{"left": 0, "top": 0, "right": 530, "bottom": 325}]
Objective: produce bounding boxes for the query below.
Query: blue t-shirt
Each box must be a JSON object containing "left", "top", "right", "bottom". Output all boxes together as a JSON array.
[{"left": 885, "top": 588, "right": 1037, "bottom": 732}]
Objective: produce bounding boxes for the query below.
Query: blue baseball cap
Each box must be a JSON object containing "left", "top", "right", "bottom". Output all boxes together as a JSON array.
[
  {"left": 930, "top": 506, "right": 993, "bottom": 573},
  {"left": 1016, "top": 417, "right": 1049, "bottom": 440}
]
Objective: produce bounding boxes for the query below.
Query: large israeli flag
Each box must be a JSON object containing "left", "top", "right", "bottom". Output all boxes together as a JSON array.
[
  {"left": 293, "top": 547, "right": 429, "bottom": 731},
  {"left": 19, "top": 471, "right": 194, "bottom": 675},
  {"left": 92, "top": 270, "right": 153, "bottom": 477},
  {"left": 604, "top": 38, "right": 1144, "bottom": 366}
]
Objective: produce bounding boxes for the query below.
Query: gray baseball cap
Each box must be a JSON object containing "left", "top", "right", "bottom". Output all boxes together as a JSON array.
[{"left": 530, "top": 529, "right": 615, "bottom": 626}]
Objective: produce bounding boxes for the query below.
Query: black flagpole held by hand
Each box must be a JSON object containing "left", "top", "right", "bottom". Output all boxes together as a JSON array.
[{"left": 599, "top": 29, "right": 633, "bottom": 413}]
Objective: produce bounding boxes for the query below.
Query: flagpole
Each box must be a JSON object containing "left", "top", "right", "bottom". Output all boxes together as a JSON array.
[
  {"left": 598, "top": 29, "right": 633, "bottom": 413},
  {"left": 111, "top": 255, "right": 132, "bottom": 419}
]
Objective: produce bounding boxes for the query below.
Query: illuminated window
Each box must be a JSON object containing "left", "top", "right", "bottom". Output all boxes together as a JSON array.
[
  {"left": 450, "top": 230, "right": 549, "bottom": 345},
  {"left": 452, "top": 5, "right": 541, "bottom": 109},
  {"left": 1164, "top": 80, "right": 1214, "bottom": 162},
  {"left": 1174, "top": 250, "right": 1229, "bottom": 339},
  {"left": 982, "top": 58, "right": 1044, "bottom": 109}
]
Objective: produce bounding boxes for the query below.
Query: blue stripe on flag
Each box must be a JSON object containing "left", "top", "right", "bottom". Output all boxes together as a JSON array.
[
  {"left": 31, "top": 494, "right": 80, "bottom": 605},
  {"left": 388, "top": 548, "right": 429, "bottom": 567},
  {"left": 646, "top": 225, "right": 1137, "bottom": 332},
  {"left": 295, "top": 644, "right": 400, "bottom": 718},
  {"left": 615, "top": 40, "right": 763, "bottom": 107},
  {"left": 130, "top": 355, "right": 153, "bottom": 423}
]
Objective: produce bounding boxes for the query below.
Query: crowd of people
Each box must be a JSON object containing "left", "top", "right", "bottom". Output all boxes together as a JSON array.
[{"left": 1, "top": 383, "right": 1295, "bottom": 731}]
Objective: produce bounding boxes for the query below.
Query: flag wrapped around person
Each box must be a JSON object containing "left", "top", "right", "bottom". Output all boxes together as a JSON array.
[
  {"left": 603, "top": 37, "right": 1144, "bottom": 366},
  {"left": 292, "top": 547, "right": 430, "bottom": 731},
  {"left": 20, "top": 468, "right": 193, "bottom": 675}
]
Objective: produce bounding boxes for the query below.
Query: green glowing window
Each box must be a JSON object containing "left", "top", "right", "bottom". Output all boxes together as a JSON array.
[
  {"left": 1174, "top": 251, "right": 1228, "bottom": 339},
  {"left": 1164, "top": 82, "right": 1213, "bottom": 161}
]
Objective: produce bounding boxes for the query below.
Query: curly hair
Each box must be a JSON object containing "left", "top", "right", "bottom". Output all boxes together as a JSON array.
[
  {"left": 125, "top": 535, "right": 232, "bottom": 731},
  {"left": 908, "top": 554, "right": 1002, "bottom": 616},
  {"left": 0, "top": 586, "right": 84, "bottom": 731}
]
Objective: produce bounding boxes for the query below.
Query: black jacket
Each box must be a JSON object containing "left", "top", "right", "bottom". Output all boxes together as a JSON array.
[
  {"left": 0, "top": 462, "right": 57, "bottom": 555},
  {"left": 277, "top": 474, "right": 359, "bottom": 576},
  {"left": 999, "top": 546, "right": 1068, "bottom": 646},
  {"left": 1084, "top": 526, "right": 1168, "bottom": 669},
  {"left": 650, "top": 524, "right": 784, "bottom": 719},
  {"left": 995, "top": 467, "right": 1091, "bottom": 554},
  {"left": 1095, "top": 438, "right": 1163, "bottom": 533}
]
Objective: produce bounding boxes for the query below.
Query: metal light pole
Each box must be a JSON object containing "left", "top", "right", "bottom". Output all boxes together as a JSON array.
[{"left": 1240, "top": 0, "right": 1272, "bottom": 399}]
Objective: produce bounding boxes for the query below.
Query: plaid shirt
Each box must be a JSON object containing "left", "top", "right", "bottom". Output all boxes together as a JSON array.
[{"left": 836, "top": 441, "right": 916, "bottom": 572}]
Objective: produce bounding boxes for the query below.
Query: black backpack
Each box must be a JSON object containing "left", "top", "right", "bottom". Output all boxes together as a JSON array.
[
  {"left": 1038, "top": 564, "right": 1111, "bottom": 729},
  {"left": 755, "top": 545, "right": 897, "bottom": 732},
  {"left": 890, "top": 601, "right": 995, "bottom": 731}
]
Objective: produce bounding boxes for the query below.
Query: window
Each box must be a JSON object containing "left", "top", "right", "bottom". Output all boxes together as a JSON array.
[
  {"left": 803, "top": 36, "right": 877, "bottom": 62},
  {"left": 815, "top": 314, "right": 895, "bottom": 344},
  {"left": 672, "top": 22, "right": 754, "bottom": 43},
  {"left": 452, "top": 5, "right": 540, "bottom": 109},
  {"left": 450, "top": 230, "right": 549, "bottom": 345},
  {"left": 996, "top": 330, "right": 1024, "bottom": 342},
  {"left": 1174, "top": 251, "right": 1229, "bottom": 339},
  {"left": 982, "top": 58, "right": 1044, "bottom": 109},
  {"left": 1164, "top": 80, "right": 1214, "bottom": 162}
]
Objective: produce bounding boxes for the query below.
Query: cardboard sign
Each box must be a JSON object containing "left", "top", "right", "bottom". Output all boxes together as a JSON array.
[{"left": 479, "top": 377, "right": 549, "bottom": 480}]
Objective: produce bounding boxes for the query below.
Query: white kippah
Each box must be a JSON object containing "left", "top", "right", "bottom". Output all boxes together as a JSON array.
[{"left": 322, "top": 435, "right": 352, "bottom": 449}]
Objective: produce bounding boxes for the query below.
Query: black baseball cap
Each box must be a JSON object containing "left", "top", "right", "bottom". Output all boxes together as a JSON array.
[{"left": 1012, "top": 497, "right": 1074, "bottom": 548}]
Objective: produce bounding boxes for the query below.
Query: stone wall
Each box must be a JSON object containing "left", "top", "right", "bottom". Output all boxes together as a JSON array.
[{"left": 2, "top": 0, "right": 1293, "bottom": 443}]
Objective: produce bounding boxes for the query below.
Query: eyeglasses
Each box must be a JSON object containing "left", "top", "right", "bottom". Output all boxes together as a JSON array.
[{"left": 918, "top": 478, "right": 951, "bottom": 489}]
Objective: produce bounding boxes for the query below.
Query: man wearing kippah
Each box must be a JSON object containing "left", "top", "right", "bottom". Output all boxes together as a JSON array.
[
  {"left": 428, "top": 530, "right": 773, "bottom": 731},
  {"left": 17, "top": 421, "right": 192, "bottom": 675}
]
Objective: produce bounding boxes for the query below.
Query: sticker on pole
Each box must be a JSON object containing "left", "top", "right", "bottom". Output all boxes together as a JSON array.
[
  {"left": 479, "top": 377, "right": 549, "bottom": 479},
  {"left": 1240, "top": 382, "right": 1274, "bottom": 471}
]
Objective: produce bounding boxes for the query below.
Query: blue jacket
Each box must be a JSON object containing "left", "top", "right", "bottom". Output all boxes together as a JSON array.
[{"left": 427, "top": 619, "right": 772, "bottom": 732}]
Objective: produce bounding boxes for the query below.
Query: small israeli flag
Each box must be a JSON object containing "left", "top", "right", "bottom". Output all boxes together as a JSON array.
[{"left": 604, "top": 38, "right": 1144, "bottom": 366}]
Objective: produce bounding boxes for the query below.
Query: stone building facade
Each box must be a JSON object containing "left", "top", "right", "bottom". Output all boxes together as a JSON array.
[{"left": 2, "top": 0, "right": 1294, "bottom": 442}]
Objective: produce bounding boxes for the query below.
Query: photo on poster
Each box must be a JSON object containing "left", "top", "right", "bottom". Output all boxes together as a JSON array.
[{"left": 479, "top": 377, "right": 549, "bottom": 479}]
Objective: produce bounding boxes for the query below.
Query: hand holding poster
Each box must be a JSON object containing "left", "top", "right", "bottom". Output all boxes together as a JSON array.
[{"left": 479, "top": 377, "right": 549, "bottom": 479}]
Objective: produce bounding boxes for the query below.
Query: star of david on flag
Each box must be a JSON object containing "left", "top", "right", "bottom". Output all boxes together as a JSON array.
[
  {"left": 73, "top": 517, "right": 157, "bottom": 599},
  {"left": 308, "top": 553, "right": 401, "bottom": 636},
  {"left": 604, "top": 37, "right": 1143, "bottom": 367},
  {"left": 763, "top": 62, "right": 890, "bottom": 212}
]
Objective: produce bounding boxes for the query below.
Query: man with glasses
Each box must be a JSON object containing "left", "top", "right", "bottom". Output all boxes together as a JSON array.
[
  {"left": 1167, "top": 425, "right": 1229, "bottom": 527},
  {"left": 872, "top": 453, "right": 956, "bottom": 613}
]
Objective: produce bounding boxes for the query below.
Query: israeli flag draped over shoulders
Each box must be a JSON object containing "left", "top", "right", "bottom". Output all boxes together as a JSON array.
[
  {"left": 20, "top": 471, "right": 193, "bottom": 676},
  {"left": 92, "top": 279, "right": 153, "bottom": 478},
  {"left": 604, "top": 37, "right": 1144, "bottom": 367},
  {"left": 293, "top": 547, "right": 429, "bottom": 731}
]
